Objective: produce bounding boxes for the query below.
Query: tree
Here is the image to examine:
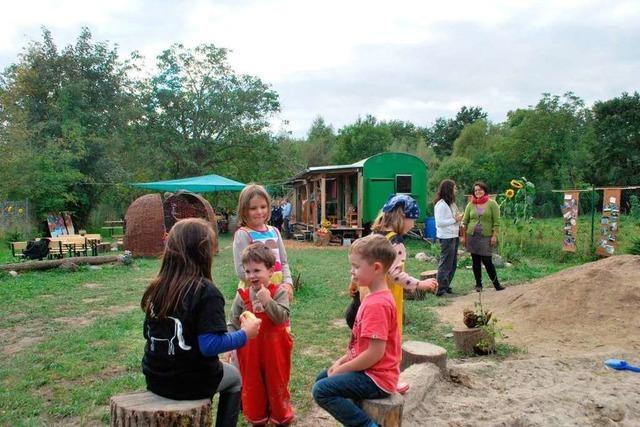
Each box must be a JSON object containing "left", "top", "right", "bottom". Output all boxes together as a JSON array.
[
  {"left": 0, "top": 28, "right": 138, "bottom": 226},
  {"left": 332, "top": 115, "right": 393, "bottom": 164},
  {"left": 142, "top": 43, "right": 280, "bottom": 177},
  {"left": 301, "top": 116, "right": 336, "bottom": 167},
  {"left": 428, "top": 106, "right": 487, "bottom": 157},
  {"left": 591, "top": 92, "right": 640, "bottom": 186}
]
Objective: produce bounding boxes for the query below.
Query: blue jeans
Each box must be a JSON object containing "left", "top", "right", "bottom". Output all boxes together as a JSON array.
[{"left": 312, "top": 369, "right": 388, "bottom": 427}]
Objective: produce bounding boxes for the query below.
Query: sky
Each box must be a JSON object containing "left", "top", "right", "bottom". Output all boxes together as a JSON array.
[{"left": 1, "top": 0, "right": 638, "bottom": 137}]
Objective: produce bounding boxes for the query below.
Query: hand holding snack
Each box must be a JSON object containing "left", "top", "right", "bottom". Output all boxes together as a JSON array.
[{"left": 240, "top": 311, "right": 261, "bottom": 339}]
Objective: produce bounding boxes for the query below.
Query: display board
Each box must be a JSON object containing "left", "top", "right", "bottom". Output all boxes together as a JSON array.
[
  {"left": 561, "top": 192, "right": 579, "bottom": 252},
  {"left": 596, "top": 188, "right": 621, "bottom": 257}
]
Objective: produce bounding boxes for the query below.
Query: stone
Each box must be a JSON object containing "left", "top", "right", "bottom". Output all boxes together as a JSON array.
[
  {"left": 399, "top": 363, "right": 441, "bottom": 413},
  {"left": 9, "top": 270, "right": 18, "bottom": 277},
  {"left": 492, "top": 253, "right": 505, "bottom": 267},
  {"left": 59, "top": 262, "right": 78, "bottom": 272},
  {"left": 415, "top": 252, "right": 428, "bottom": 262},
  {"left": 89, "top": 265, "right": 102, "bottom": 270}
]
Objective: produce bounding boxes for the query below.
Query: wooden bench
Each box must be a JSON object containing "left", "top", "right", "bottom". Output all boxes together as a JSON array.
[
  {"left": 110, "top": 391, "right": 211, "bottom": 426},
  {"left": 359, "top": 393, "right": 404, "bottom": 427},
  {"left": 10, "top": 241, "right": 28, "bottom": 260}
]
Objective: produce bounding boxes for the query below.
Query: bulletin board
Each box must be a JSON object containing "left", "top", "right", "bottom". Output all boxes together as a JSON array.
[
  {"left": 561, "top": 192, "right": 579, "bottom": 252},
  {"left": 596, "top": 188, "right": 621, "bottom": 257}
]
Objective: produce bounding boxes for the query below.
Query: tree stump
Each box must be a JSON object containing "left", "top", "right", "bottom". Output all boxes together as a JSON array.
[
  {"left": 359, "top": 393, "right": 404, "bottom": 427},
  {"left": 452, "top": 327, "right": 494, "bottom": 355},
  {"left": 110, "top": 391, "right": 211, "bottom": 427},
  {"left": 401, "top": 341, "right": 447, "bottom": 374},
  {"left": 404, "top": 270, "right": 437, "bottom": 300}
]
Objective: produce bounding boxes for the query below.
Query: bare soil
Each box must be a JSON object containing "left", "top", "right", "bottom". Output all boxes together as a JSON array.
[{"left": 299, "top": 256, "right": 640, "bottom": 426}]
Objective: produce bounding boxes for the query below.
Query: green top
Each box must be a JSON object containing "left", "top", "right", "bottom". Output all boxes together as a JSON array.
[{"left": 462, "top": 199, "right": 500, "bottom": 237}]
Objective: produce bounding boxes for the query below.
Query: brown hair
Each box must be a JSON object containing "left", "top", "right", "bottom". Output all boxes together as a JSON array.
[
  {"left": 434, "top": 179, "right": 456, "bottom": 205},
  {"left": 349, "top": 234, "right": 396, "bottom": 271},
  {"left": 241, "top": 242, "right": 276, "bottom": 269},
  {"left": 236, "top": 183, "right": 272, "bottom": 227},
  {"left": 472, "top": 181, "right": 489, "bottom": 194},
  {"left": 141, "top": 218, "right": 217, "bottom": 317},
  {"left": 371, "top": 206, "right": 405, "bottom": 234}
]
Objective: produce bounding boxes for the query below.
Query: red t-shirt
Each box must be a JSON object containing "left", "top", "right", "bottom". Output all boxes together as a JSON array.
[{"left": 348, "top": 289, "right": 400, "bottom": 393}]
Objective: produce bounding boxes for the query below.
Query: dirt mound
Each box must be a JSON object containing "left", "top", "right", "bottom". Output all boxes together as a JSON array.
[
  {"left": 435, "top": 255, "right": 640, "bottom": 356},
  {"left": 405, "top": 352, "right": 640, "bottom": 427}
]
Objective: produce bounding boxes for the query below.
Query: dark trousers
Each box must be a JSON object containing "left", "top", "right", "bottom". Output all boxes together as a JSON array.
[
  {"left": 437, "top": 237, "right": 459, "bottom": 294},
  {"left": 471, "top": 254, "right": 499, "bottom": 288},
  {"left": 283, "top": 217, "right": 291, "bottom": 238}
]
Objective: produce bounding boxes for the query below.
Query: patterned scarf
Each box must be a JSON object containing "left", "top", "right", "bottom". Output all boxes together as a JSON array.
[{"left": 471, "top": 195, "right": 489, "bottom": 205}]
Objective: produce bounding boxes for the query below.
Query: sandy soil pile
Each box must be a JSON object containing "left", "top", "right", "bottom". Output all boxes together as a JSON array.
[
  {"left": 405, "top": 352, "right": 640, "bottom": 427},
  {"left": 435, "top": 255, "right": 640, "bottom": 356},
  {"left": 301, "top": 256, "right": 640, "bottom": 426}
]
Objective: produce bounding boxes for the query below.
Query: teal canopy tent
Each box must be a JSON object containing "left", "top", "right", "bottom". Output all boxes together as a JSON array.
[{"left": 131, "top": 174, "right": 246, "bottom": 193}]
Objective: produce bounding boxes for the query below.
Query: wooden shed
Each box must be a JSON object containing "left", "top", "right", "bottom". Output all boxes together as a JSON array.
[{"left": 287, "top": 152, "right": 428, "bottom": 238}]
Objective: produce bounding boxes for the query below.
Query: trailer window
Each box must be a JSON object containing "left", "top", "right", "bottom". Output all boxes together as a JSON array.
[{"left": 396, "top": 175, "right": 412, "bottom": 194}]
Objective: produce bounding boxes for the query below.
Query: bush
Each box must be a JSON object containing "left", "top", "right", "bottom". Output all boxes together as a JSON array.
[{"left": 629, "top": 236, "right": 640, "bottom": 255}]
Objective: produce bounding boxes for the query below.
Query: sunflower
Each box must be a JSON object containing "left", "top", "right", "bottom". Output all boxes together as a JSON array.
[
  {"left": 505, "top": 189, "right": 515, "bottom": 199},
  {"left": 510, "top": 179, "right": 524, "bottom": 189}
]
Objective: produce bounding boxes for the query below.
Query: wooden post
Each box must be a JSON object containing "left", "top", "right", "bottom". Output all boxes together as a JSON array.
[
  {"left": 110, "top": 391, "right": 211, "bottom": 427},
  {"left": 357, "top": 171, "right": 364, "bottom": 237},
  {"left": 321, "top": 176, "right": 326, "bottom": 224},
  {"left": 359, "top": 394, "right": 403, "bottom": 427},
  {"left": 401, "top": 341, "right": 447, "bottom": 374}
]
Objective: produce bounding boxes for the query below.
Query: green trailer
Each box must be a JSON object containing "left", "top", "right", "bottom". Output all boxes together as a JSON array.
[{"left": 288, "top": 152, "right": 428, "bottom": 238}]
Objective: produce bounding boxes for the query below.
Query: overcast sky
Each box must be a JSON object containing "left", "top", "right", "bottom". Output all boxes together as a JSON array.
[{"left": 1, "top": 0, "right": 638, "bottom": 137}]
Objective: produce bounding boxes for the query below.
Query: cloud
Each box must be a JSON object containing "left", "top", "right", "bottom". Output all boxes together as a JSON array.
[{"left": 1, "top": 0, "right": 639, "bottom": 137}]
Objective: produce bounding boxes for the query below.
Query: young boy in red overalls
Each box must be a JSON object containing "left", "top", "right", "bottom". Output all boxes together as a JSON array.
[{"left": 228, "top": 242, "right": 294, "bottom": 426}]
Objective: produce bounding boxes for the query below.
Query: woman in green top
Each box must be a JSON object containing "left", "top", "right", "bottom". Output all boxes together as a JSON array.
[{"left": 461, "top": 181, "right": 505, "bottom": 292}]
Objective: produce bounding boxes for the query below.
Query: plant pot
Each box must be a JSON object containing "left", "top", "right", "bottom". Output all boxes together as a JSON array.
[{"left": 315, "top": 231, "right": 331, "bottom": 246}]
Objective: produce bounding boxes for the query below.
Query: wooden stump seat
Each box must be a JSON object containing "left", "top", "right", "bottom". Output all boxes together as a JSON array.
[
  {"left": 359, "top": 393, "right": 404, "bottom": 427},
  {"left": 452, "top": 327, "right": 494, "bottom": 355},
  {"left": 405, "top": 270, "right": 438, "bottom": 300},
  {"left": 401, "top": 340, "right": 447, "bottom": 374},
  {"left": 110, "top": 391, "right": 211, "bottom": 427}
]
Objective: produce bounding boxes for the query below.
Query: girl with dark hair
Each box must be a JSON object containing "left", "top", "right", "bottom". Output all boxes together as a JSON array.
[
  {"left": 141, "top": 218, "right": 261, "bottom": 427},
  {"left": 461, "top": 182, "right": 505, "bottom": 292},
  {"left": 434, "top": 179, "right": 463, "bottom": 296}
]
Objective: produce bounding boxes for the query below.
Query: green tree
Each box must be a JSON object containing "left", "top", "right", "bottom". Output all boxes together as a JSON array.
[
  {"left": 428, "top": 106, "right": 487, "bottom": 157},
  {"left": 591, "top": 92, "right": 640, "bottom": 186},
  {"left": 142, "top": 43, "right": 280, "bottom": 177},
  {"left": 332, "top": 115, "right": 393, "bottom": 164},
  {"left": 0, "top": 28, "right": 138, "bottom": 226},
  {"left": 301, "top": 116, "right": 336, "bottom": 167}
]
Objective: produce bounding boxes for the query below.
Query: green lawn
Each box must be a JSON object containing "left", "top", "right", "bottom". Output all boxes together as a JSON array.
[{"left": 1, "top": 215, "right": 638, "bottom": 425}]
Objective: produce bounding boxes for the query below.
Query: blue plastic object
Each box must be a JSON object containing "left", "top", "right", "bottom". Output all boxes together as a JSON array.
[
  {"left": 424, "top": 217, "right": 437, "bottom": 240},
  {"left": 604, "top": 359, "right": 640, "bottom": 372}
]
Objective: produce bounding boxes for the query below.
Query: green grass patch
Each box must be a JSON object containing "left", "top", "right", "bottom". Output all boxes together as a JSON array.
[{"left": 2, "top": 217, "right": 637, "bottom": 424}]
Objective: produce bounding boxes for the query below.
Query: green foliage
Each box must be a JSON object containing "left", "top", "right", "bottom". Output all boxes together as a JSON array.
[
  {"left": 629, "top": 195, "right": 640, "bottom": 225},
  {"left": 428, "top": 106, "right": 487, "bottom": 157},
  {"left": 592, "top": 92, "right": 640, "bottom": 186},
  {"left": 332, "top": 115, "right": 393, "bottom": 164},
  {"left": 628, "top": 237, "right": 640, "bottom": 255}
]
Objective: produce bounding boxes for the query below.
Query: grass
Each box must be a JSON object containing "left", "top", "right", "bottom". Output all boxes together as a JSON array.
[{"left": 1, "top": 215, "right": 638, "bottom": 425}]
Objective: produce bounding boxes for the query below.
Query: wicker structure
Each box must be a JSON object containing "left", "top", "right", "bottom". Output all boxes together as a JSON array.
[
  {"left": 125, "top": 192, "right": 219, "bottom": 257},
  {"left": 124, "top": 194, "right": 165, "bottom": 257},
  {"left": 163, "top": 192, "right": 218, "bottom": 253}
]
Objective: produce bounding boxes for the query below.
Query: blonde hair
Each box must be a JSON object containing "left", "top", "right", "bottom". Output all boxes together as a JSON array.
[
  {"left": 236, "top": 183, "right": 272, "bottom": 227},
  {"left": 371, "top": 206, "right": 405, "bottom": 234},
  {"left": 242, "top": 242, "right": 276, "bottom": 269},
  {"left": 349, "top": 234, "right": 396, "bottom": 271}
]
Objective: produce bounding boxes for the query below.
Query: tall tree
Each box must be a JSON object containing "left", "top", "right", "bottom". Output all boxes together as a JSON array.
[
  {"left": 332, "top": 115, "right": 393, "bottom": 164},
  {"left": 591, "top": 92, "right": 640, "bottom": 186},
  {"left": 0, "top": 28, "right": 137, "bottom": 225},
  {"left": 142, "top": 43, "right": 280, "bottom": 177},
  {"left": 301, "top": 116, "right": 336, "bottom": 167},
  {"left": 428, "top": 106, "right": 487, "bottom": 157}
]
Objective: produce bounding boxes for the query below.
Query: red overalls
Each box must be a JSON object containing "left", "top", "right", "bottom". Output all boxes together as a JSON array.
[{"left": 236, "top": 284, "right": 294, "bottom": 426}]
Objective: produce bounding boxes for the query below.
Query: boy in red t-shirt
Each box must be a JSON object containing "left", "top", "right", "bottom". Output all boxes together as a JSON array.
[{"left": 312, "top": 234, "right": 400, "bottom": 427}]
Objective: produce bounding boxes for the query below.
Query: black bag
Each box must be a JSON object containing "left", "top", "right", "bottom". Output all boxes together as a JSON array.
[
  {"left": 345, "top": 292, "right": 361, "bottom": 329},
  {"left": 23, "top": 238, "right": 50, "bottom": 260}
]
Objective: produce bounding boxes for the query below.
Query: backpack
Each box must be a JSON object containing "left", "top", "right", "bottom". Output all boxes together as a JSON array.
[{"left": 23, "top": 238, "right": 50, "bottom": 260}]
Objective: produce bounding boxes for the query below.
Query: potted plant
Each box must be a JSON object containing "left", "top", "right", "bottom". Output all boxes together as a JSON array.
[{"left": 315, "top": 219, "right": 332, "bottom": 246}]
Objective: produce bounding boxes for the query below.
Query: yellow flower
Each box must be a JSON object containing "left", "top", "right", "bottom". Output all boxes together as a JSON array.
[
  {"left": 18, "top": 208, "right": 24, "bottom": 214},
  {"left": 510, "top": 180, "right": 524, "bottom": 189},
  {"left": 505, "top": 189, "right": 515, "bottom": 199}
]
